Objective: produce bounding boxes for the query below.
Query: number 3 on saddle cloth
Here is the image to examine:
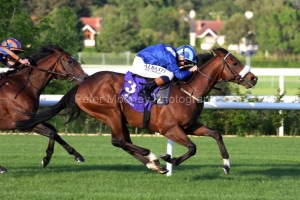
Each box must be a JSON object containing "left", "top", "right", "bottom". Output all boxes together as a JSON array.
[{"left": 120, "top": 71, "right": 171, "bottom": 129}]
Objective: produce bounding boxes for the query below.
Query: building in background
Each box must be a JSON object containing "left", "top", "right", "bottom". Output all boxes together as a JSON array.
[
  {"left": 189, "top": 14, "right": 259, "bottom": 54},
  {"left": 80, "top": 17, "right": 102, "bottom": 47},
  {"left": 189, "top": 15, "right": 225, "bottom": 50}
]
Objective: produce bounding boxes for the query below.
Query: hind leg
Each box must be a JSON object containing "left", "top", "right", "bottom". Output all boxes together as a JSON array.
[
  {"left": 32, "top": 122, "right": 85, "bottom": 167},
  {"left": 185, "top": 122, "right": 230, "bottom": 174},
  {"left": 99, "top": 109, "right": 167, "bottom": 174},
  {"left": 120, "top": 121, "right": 168, "bottom": 174}
]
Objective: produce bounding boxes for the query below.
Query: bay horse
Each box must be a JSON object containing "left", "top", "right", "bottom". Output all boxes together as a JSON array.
[
  {"left": 16, "top": 47, "right": 258, "bottom": 175},
  {"left": 0, "top": 45, "right": 88, "bottom": 173}
]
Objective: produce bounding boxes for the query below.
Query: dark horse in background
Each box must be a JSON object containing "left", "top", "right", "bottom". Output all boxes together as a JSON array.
[
  {"left": 0, "top": 45, "right": 88, "bottom": 173},
  {"left": 17, "top": 47, "right": 258, "bottom": 175}
]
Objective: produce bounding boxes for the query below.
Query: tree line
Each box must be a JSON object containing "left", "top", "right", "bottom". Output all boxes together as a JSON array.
[{"left": 2, "top": 0, "right": 300, "bottom": 56}]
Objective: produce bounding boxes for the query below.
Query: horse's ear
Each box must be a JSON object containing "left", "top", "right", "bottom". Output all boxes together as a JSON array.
[
  {"left": 52, "top": 48, "right": 61, "bottom": 54},
  {"left": 212, "top": 47, "right": 218, "bottom": 53}
]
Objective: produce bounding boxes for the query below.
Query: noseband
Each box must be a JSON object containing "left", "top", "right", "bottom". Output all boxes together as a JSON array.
[{"left": 29, "top": 51, "right": 75, "bottom": 81}]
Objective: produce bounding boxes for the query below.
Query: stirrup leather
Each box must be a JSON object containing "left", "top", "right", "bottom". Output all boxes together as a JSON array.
[{"left": 139, "top": 89, "right": 155, "bottom": 102}]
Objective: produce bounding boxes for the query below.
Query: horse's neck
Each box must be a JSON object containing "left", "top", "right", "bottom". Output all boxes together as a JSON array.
[
  {"left": 188, "top": 60, "right": 221, "bottom": 98},
  {"left": 20, "top": 61, "right": 55, "bottom": 96}
]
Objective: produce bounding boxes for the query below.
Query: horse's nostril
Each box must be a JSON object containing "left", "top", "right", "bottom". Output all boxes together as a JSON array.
[{"left": 252, "top": 76, "right": 258, "bottom": 81}]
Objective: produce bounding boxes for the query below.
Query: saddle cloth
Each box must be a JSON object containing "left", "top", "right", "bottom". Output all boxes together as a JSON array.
[{"left": 120, "top": 71, "right": 170, "bottom": 113}]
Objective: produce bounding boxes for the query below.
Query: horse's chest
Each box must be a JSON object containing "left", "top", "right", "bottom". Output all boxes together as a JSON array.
[
  {"left": 180, "top": 106, "right": 198, "bottom": 123},
  {"left": 0, "top": 99, "right": 9, "bottom": 119}
]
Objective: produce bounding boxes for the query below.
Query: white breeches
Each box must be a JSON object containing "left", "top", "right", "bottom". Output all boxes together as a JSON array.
[{"left": 131, "top": 56, "right": 174, "bottom": 80}]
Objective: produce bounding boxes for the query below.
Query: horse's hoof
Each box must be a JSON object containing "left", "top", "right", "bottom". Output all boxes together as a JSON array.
[
  {"left": 75, "top": 156, "right": 85, "bottom": 162},
  {"left": 146, "top": 160, "right": 168, "bottom": 174},
  {"left": 222, "top": 158, "right": 230, "bottom": 175},
  {"left": 42, "top": 157, "right": 50, "bottom": 168},
  {"left": 160, "top": 153, "right": 171, "bottom": 161},
  {"left": 158, "top": 167, "right": 169, "bottom": 175},
  {"left": 222, "top": 165, "right": 230, "bottom": 175},
  {"left": 0, "top": 166, "right": 8, "bottom": 174}
]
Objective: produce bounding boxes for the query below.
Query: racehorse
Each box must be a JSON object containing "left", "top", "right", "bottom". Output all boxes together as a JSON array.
[
  {"left": 16, "top": 47, "right": 258, "bottom": 175},
  {"left": 0, "top": 45, "right": 88, "bottom": 173}
]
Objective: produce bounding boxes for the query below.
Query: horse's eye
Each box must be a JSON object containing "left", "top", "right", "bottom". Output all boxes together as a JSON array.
[
  {"left": 233, "top": 62, "right": 238, "bottom": 66},
  {"left": 68, "top": 59, "right": 72, "bottom": 64}
]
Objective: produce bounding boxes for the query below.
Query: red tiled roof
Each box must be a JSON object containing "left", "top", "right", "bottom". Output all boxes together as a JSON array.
[
  {"left": 196, "top": 20, "right": 225, "bottom": 35},
  {"left": 80, "top": 17, "right": 102, "bottom": 32}
]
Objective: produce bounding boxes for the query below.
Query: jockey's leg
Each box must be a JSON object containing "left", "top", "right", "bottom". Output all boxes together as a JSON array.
[{"left": 139, "top": 76, "right": 169, "bottom": 102}]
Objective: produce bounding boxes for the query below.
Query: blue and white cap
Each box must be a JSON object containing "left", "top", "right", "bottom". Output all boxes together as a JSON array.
[{"left": 176, "top": 45, "right": 197, "bottom": 64}]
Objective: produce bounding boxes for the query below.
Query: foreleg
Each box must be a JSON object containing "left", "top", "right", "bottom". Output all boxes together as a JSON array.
[
  {"left": 185, "top": 122, "right": 230, "bottom": 174},
  {"left": 160, "top": 125, "right": 197, "bottom": 166}
]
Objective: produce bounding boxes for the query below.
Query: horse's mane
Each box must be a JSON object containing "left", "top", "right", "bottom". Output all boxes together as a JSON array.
[
  {"left": 196, "top": 52, "right": 214, "bottom": 68},
  {"left": 212, "top": 47, "right": 229, "bottom": 54},
  {"left": 196, "top": 47, "right": 229, "bottom": 68},
  {"left": 4, "top": 45, "right": 63, "bottom": 76},
  {"left": 28, "top": 45, "right": 64, "bottom": 66}
]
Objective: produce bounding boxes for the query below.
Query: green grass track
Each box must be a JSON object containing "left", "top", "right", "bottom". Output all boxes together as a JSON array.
[{"left": 0, "top": 135, "right": 299, "bottom": 199}]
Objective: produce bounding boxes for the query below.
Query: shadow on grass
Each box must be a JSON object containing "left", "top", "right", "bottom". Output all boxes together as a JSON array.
[
  {"left": 7, "top": 163, "right": 300, "bottom": 180},
  {"left": 236, "top": 165, "right": 300, "bottom": 178}
]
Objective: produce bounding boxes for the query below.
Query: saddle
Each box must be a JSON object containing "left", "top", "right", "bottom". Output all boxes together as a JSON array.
[{"left": 144, "top": 78, "right": 171, "bottom": 105}]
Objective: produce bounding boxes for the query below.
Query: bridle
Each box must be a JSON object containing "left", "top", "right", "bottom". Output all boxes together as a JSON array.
[
  {"left": 28, "top": 51, "right": 76, "bottom": 81},
  {"left": 10, "top": 51, "right": 78, "bottom": 99},
  {"left": 179, "top": 52, "right": 251, "bottom": 103},
  {"left": 198, "top": 52, "right": 251, "bottom": 84}
]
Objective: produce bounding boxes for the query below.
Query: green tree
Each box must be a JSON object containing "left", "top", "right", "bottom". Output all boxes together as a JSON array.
[
  {"left": 25, "top": 0, "right": 92, "bottom": 17},
  {"left": 219, "top": 13, "right": 248, "bottom": 49},
  {"left": 0, "top": 0, "right": 38, "bottom": 55},
  {"left": 37, "top": 7, "right": 84, "bottom": 54},
  {"left": 96, "top": 0, "right": 142, "bottom": 52},
  {"left": 255, "top": 1, "right": 300, "bottom": 55}
]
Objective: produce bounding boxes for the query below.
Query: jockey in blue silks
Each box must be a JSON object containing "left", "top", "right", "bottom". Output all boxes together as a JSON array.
[{"left": 131, "top": 44, "right": 198, "bottom": 102}]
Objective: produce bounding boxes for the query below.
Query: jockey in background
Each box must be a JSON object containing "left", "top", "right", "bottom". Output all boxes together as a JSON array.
[
  {"left": 0, "top": 37, "right": 30, "bottom": 68},
  {"left": 0, "top": 37, "right": 30, "bottom": 174},
  {"left": 131, "top": 44, "right": 198, "bottom": 102}
]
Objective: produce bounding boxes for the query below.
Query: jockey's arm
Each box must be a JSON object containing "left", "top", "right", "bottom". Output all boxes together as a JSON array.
[{"left": 164, "top": 50, "right": 191, "bottom": 80}]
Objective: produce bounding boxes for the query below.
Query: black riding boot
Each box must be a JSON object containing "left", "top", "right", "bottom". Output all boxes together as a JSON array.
[{"left": 138, "top": 80, "right": 158, "bottom": 102}]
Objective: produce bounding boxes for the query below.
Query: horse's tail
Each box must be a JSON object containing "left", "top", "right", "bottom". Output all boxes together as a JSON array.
[{"left": 16, "top": 85, "right": 80, "bottom": 130}]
